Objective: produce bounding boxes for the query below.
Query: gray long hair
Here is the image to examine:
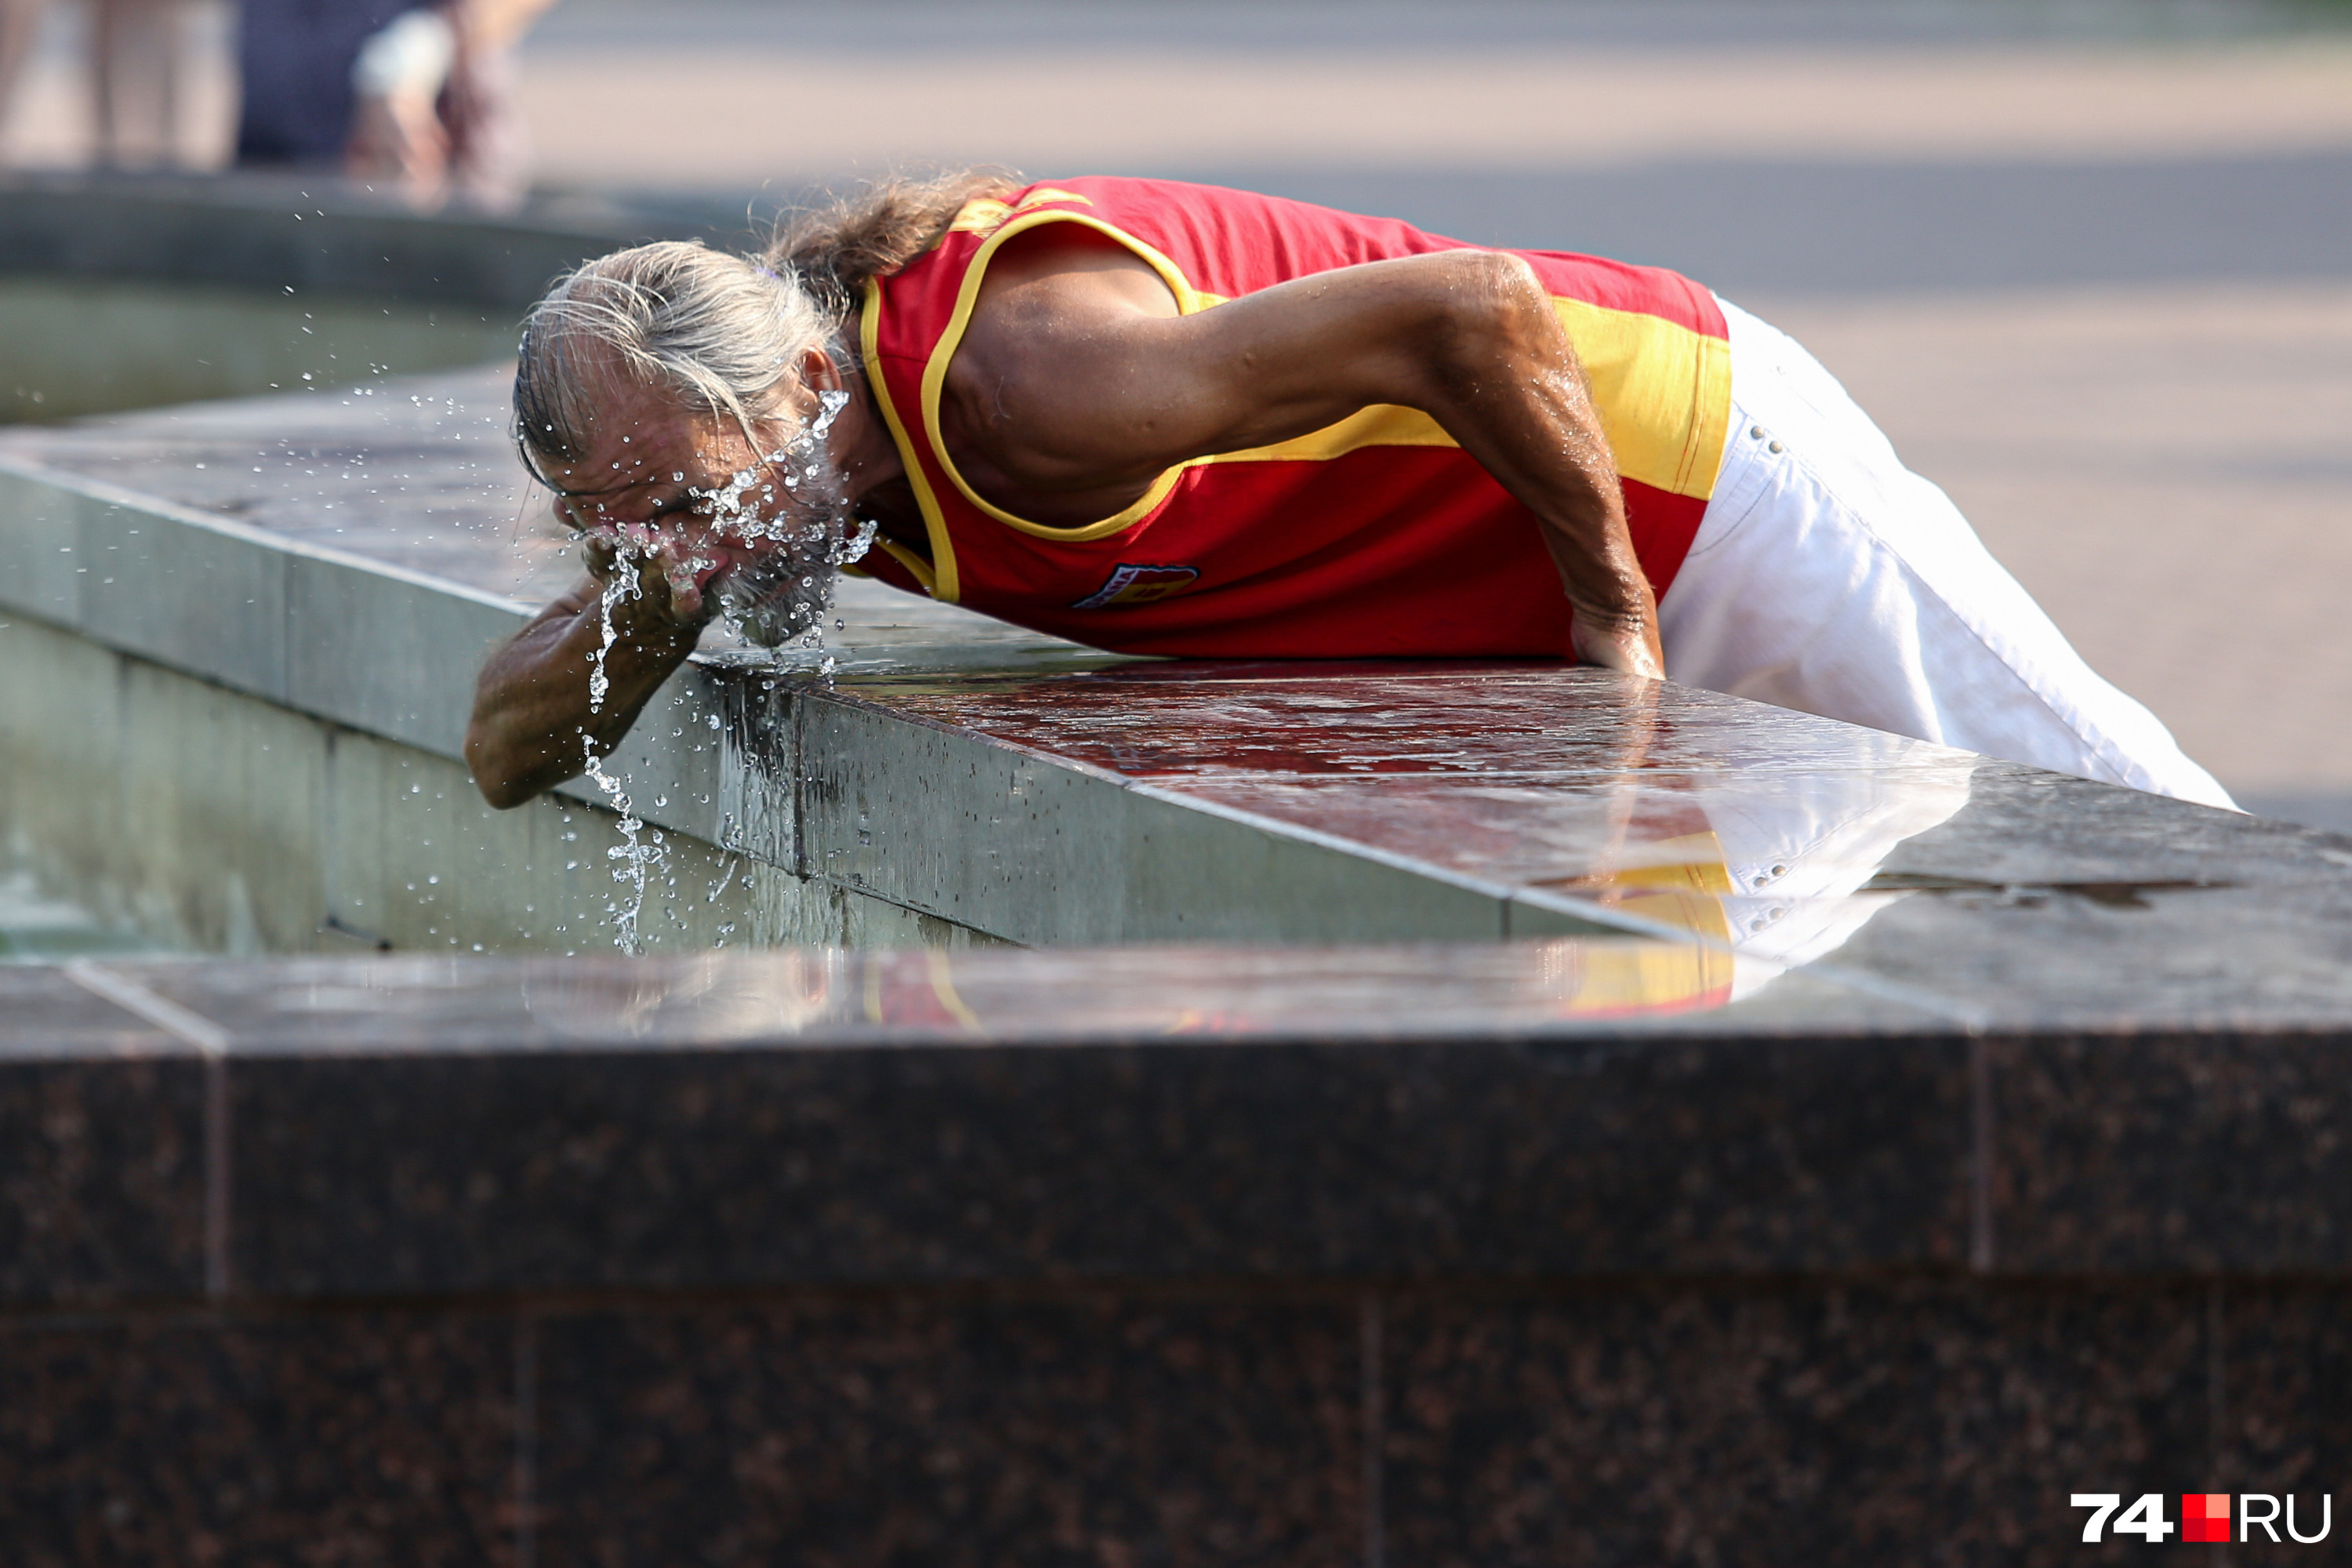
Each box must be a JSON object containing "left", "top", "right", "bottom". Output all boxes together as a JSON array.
[{"left": 513, "top": 169, "right": 1021, "bottom": 480}]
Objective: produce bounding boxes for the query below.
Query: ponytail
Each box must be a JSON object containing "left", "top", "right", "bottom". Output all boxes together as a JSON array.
[{"left": 767, "top": 168, "right": 1022, "bottom": 321}]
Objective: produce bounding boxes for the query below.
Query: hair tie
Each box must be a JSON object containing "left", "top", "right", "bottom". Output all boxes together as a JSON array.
[{"left": 753, "top": 264, "right": 781, "bottom": 282}]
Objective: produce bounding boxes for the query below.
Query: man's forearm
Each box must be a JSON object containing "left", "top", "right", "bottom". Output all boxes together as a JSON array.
[
  {"left": 1410, "top": 260, "right": 1663, "bottom": 674},
  {"left": 465, "top": 588, "right": 699, "bottom": 808},
  {"left": 1439, "top": 372, "right": 1653, "bottom": 648},
  {"left": 956, "top": 242, "right": 1664, "bottom": 672}
]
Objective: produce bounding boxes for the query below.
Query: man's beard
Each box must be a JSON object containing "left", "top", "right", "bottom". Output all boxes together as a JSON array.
[{"left": 708, "top": 454, "right": 859, "bottom": 649}]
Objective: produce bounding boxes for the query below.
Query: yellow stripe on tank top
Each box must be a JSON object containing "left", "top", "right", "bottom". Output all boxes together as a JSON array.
[
  {"left": 861, "top": 278, "right": 963, "bottom": 600},
  {"left": 919, "top": 208, "right": 1208, "bottom": 545},
  {"left": 1197, "top": 293, "right": 1731, "bottom": 501}
]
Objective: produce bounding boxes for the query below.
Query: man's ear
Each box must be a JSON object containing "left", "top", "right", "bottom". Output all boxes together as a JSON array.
[{"left": 800, "top": 346, "right": 843, "bottom": 395}]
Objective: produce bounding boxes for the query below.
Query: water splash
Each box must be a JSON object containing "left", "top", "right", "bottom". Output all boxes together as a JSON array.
[
  {"left": 572, "top": 390, "right": 874, "bottom": 951},
  {"left": 582, "top": 568, "right": 657, "bottom": 954},
  {"left": 695, "top": 389, "right": 875, "bottom": 652}
]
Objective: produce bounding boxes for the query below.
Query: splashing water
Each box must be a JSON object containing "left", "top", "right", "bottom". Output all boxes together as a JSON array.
[
  {"left": 697, "top": 390, "right": 876, "bottom": 651},
  {"left": 582, "top": 568, "right": 658, "bottom": 954},
  {"left": 572, "top": 390, "right": 875, "bottom": 951},
  {"left": 586, "top": 561, "right": 630, "bottom": 710}
]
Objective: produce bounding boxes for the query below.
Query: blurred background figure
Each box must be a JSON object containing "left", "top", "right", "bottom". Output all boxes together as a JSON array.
[
  {"left": 234, "top": 0, "right": 554, "bottom": 209},
  {"left": 0, "top": 0, "right": 192, "bottom": 167}
]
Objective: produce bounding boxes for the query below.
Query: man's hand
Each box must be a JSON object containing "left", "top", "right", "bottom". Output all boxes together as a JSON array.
[
  {"left": 578, "top": 525, "right": 723, "bottom": 636},
  {"left": 464, "top": 544, "right": 710, "bottom": 808},
  {"left": 1568, "top": 598, "right": 1665, "bottom": 679}
]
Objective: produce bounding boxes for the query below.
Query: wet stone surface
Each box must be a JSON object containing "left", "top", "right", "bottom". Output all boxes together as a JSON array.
[
  {"left": 9, "top": 358, "right": 2352, "bottom": 1021},
  {"left": 11, "top": 359, "right": 2352, "bottom": 1018},
  {"left": 817, "top": 664, "right": 2352, "bottom": 1025}
]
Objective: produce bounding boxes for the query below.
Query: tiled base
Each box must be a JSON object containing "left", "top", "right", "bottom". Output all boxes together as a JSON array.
[
  {"left": 1385, "top": 1283, "right": 2214, "bottom": 1567},
  {"left": 0, "top": 1055, "right": 207, "bottom": 1305},
  {"left": 0, "top": 1309, "right": 519, "bottom": 1567},
  {"left": 535, "top": 1298, "right": 1363, "bottom": 1568},
  {"left": 5, "top": 1280, "right": 2346, "bottom": 1566}
]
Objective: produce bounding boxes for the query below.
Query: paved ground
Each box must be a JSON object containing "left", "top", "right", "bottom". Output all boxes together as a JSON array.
[{"left": 5, "top": 0, "right": 2350, "bottom": 822}]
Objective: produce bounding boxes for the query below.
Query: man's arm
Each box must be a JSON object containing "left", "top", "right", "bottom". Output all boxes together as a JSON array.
[
  {"left": 954, "top": 228, "right": 1663, "bottom": 673},
  {"left": 464, "top": 554, "right": 704, "bottom": 809}
]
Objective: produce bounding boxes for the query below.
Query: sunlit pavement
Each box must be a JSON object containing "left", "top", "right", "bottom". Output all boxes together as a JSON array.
[{"left": 5, "top": 0, "right": 2349, "bottom": 823}]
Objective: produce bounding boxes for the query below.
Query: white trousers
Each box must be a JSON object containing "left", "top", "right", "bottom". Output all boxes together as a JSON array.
[{"left": 1658, "top": 299, "right": 2234, "bottom": 808}]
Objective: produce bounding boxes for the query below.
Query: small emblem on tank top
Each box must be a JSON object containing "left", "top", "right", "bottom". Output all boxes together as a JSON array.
[{"left": 1072, "top": 564, "right": 1200, "bottom": 610}]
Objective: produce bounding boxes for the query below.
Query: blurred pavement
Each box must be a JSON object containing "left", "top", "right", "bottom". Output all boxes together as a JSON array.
[{"left": 5, "top": 0, "right": 2349, "bottom": 823}]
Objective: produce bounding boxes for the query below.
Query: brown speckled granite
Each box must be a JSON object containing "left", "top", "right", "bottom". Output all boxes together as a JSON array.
[
  {"left": 12, "top": 956, "right": 2352, "bottom": 1561},
  {"left": 0, "top": 971, "right": 206, "bottom": 1308},
  {"left": 532, "top": 1297, "right": 1362, "bottom": 1568},
  {"left": 2220, "top": 1286, "right": 2352, "bottom": 1535},
  {"left": 0, "top": 967, "right": 209, "bottom": 1308},
  {"left": 0, "top": 1308, "right": 518, "bottom": 1567},
  {"left": 7, "top": 1279, "right": 2352, "bottom": 1563},
  {"left": 214, "top": 1029, "right": 1973, "bottom": 1301},
  {"left": 1986, "top": 1033, "right": 2352, "bottom": 1274},
  {"left": 0, "top": 1057, "right": 209, "bottom": 1306},
  {"left": 1381, "top": 1283, "right": 2218, "bottom": 1568}
]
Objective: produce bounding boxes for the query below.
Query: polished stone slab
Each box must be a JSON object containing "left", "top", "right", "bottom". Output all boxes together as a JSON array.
[
  {"left": 535, "top": 1298, "right": 1364, "bottom": 1568},
  {"left": 5, "top": 941, "right": 2352, "bottom": 1568},
  {"left": 7, "top": 946, "right": 2352, "bottom": 1310},
  {"left": 26, "top": 942, "right": 1926, "bottom": 1055},
  {"left": 0, "top": 946, "right": 1952, "bottom": 1301},
  {"left": 795, "top": 662, "right": 2352, "bottom": 1022},
  {"left": 0, "top": 1308, "right": 519, "bottom": 1563},
  {"left": 1380, "top": 1281, "right": 2222, "bottom": 1566},
  {"left": 13, "top": 1275, "right": 2347, "bottom": 1568},
  {"left": 0, "top": 970, "right": 205, "bottom": 1307}
]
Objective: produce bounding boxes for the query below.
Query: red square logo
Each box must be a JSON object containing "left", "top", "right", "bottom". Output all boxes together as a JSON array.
[{"left": 2183, "top": 1493, "right": 2231, "bottom": 1543}]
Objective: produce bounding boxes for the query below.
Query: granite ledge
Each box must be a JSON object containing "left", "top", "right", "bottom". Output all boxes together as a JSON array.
[{"left": 3, "top": 950, "right": 2351, "bottom": 1305}]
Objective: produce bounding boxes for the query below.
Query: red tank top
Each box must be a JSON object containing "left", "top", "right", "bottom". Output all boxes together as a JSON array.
[{"left": 855, "top": 177, "right": 1731, "bottom": 658}]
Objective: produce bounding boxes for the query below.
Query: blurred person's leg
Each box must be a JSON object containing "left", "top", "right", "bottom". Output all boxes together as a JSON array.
[
  {"left": 1661, "top": 298, "right": 2234, "bottom": 808},
  {"left": 344, "top": 3, "right": 449, "bottom": 201},
  {"left": 441, "top": 31, "right": 521, "bottom": 210},
  {"left": 441, "top": 0, "right": 556, "bottom": 212},
  {"left": 90, "top": 0, "right": 186, "bottom": 167},
  {"left": 0, "top": 0, "right": 56, "bottom": 154},
  {"left": 341, "top": 0, "right": 555, "bottom": 212}
]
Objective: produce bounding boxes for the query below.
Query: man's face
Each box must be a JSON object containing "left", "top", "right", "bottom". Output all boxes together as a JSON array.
[{"left": 543, "top": 370, "right": 854, "bottom": 645}]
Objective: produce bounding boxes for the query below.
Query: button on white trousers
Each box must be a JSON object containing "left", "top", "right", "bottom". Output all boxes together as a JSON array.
[{"left": 1659, "top": 298, "right": 2234, "bottom": 808}]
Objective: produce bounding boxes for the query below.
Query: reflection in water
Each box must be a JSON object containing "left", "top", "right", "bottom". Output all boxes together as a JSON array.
[
  {"left": 497, "top": 762, "right": 1974, "bottom": 1037},
  {"left": 1542, "top": 763, "right": 1977, "bottom": 1009}
]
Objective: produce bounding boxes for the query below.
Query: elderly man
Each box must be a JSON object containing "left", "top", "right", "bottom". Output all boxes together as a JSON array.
[{"left": 466, "top": 172, "right": 2230, "bottom": 811}]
